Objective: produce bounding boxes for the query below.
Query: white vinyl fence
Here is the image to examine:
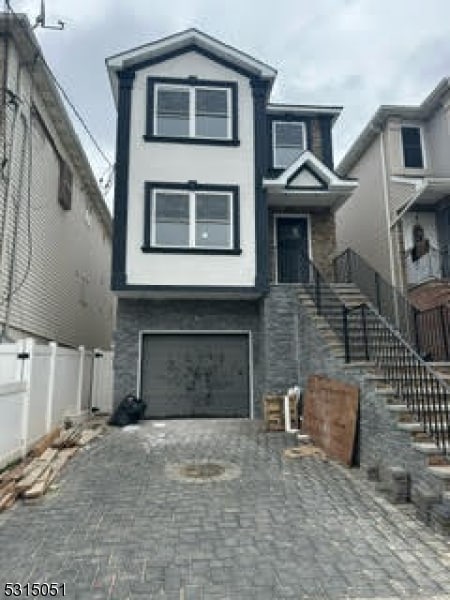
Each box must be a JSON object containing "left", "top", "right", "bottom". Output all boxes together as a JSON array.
[{"left": 0, "top": 339, "right": 113, "bottom": 469}]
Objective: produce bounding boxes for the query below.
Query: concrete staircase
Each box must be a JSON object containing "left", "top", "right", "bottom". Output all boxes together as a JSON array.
[{"left": 297, "top": 281, "right": 450, "bottom": 519}]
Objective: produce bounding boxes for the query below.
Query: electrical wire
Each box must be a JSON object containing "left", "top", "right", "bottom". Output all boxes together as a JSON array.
[{"left": 5, "top": 1, "right": 113, "bottom": 169}]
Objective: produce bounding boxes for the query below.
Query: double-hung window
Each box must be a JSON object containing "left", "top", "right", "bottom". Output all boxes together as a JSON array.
[
  {"left": 154, "top": 83, "right": 232, "bottom": 140},
  {"left": 272, "top": 121, "right": 307, "bottom": 169},
  {"left": 401, "top": 126, "right": 424, "bottom": 169},
  {"left": 149, "top": 188, "right": 234, "bottom": 250}
]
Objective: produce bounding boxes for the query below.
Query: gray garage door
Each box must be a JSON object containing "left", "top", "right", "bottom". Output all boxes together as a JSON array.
[{"left": 140, "top": 333, "right": 250, "bottom": 418}]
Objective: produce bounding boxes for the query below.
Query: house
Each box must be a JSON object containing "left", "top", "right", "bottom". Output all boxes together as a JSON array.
[
  {"left": 106, "top": 29, "right": 357, "bottom": 417},
  {"left": 336, "top": 79, "right": 450, "bottom": 312},
  {"left": 0, "top": 13, "right": 114, "bottom": 349}
]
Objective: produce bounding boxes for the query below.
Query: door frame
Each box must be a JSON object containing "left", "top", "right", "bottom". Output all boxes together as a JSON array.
[
  {"left": 274, "top": 213, "right": 312, "bottom": 284},
  {"left": 137, "top": 330, "right": 254, "bottom": 418}
]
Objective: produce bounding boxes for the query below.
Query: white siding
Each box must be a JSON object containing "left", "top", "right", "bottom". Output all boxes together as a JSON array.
[
  {"left": 389, "top": 179, "right": 417, "bottom": 217},
  {"left": 0, "top": 39, "right": 114, "bottom": 348},
  {"left": 425, "top": 91, "right": 450, "bottom": 177},
  {"left": 126, "top": 51, "right": 256, "bottom": 287},
  {"left": 336, "top": 136, "right": 393, "bottom": 283}
]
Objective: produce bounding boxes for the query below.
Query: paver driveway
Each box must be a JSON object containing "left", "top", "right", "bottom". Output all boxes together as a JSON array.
[{"left": 0, "top": 419, "right": 450, "bottom": 600}]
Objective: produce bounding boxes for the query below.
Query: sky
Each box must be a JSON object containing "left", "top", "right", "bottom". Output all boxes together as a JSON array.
[{"left": 11, "top": 0, "right": 450, "bottom": 213}]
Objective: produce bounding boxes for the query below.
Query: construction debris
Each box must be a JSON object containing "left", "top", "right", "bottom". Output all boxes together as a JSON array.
[
  {"left": 283, "top": 444, "right": 328, "bottom": 461},
  {"left": 0, "top": 418, "right": 107, "bottom": 513}
]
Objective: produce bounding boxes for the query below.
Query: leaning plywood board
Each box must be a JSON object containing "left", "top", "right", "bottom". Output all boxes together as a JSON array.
[{"left": 303, "top": 375, "right": 359, "bottom": 466}]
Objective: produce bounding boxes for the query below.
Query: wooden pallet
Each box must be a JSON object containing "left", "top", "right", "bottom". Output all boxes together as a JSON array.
[{"left": 263, "top": 394, "right": 298, "bottom": 431}]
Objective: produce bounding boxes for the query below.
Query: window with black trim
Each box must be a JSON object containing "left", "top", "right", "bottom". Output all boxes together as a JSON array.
[
  {"left": 143, "top": 184, "right": 240, "bottom": 253},
  {"left": 273, "top": 121, "right": 307, "bottom": 168},
  {"left": 401, "top": 126, "right": 424, "bottom": 169},
  {"left": 146, "top": 78, "right": 238, "bottom": 145}
]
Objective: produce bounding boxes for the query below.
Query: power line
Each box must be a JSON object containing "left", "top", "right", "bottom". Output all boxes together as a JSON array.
[{"left": 4, "top": 1, "right": 113, "bottom": 169}]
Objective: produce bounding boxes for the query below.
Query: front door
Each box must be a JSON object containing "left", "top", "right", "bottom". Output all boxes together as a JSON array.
[{"left": 276, "top": 217, "right": 310, "bottom": 283}]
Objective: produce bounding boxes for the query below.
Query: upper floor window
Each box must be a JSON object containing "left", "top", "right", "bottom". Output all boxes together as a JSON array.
[
  {"left": 401, "top": 126, "right": 424, "bottom": 169},
  {"left": 272, "top": 121, "right": 307, "bottom": 169},
  {"left": 146, "top": 78, "right": 239, "bottom": 145},
  {"left": 143, "top": 183, "right": 241, "bottom": 254}
]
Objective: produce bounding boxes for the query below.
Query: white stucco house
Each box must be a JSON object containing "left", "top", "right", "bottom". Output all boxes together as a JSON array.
[
  {"left": 0, "top": 14, "right": 114, "bottom": 349},
  {"left": 106, "top": 29, "right": 356, "bottom": 417}
]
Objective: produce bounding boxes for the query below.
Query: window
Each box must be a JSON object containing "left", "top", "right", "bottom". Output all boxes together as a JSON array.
[
  {"left": 151, "top": 189, "right": 233, "bottom": 249},
  {"left": 273, "top": 121, "right": 307, "bottom": 168},
  {"left": 154, "top": 84, "right": 231, "bottom": 140},
  {"left": 401, "top": 126, "right": 424, "bottom": 168},
  {"left": 58, "top": 158, "right": 73, "bottom": 211},
  {"left": 156, "top": 88, "right": 190, "bottom": 137}
]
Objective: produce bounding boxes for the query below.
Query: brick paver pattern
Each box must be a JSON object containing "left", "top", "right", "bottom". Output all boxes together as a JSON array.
[{"left": 0, "top": 420, "right": 450, "bottom": 599}]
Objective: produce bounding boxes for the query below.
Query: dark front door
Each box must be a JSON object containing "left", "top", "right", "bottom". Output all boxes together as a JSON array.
[
  {"left": 276, "top": 217, "right": 310, "bottom": 283},
  {"left": 140, "top": 333, "right": 250, "bottom": 418}
]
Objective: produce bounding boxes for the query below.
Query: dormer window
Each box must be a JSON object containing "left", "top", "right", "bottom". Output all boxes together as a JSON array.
[
  {"left": 401, "top": 126, "right": 424, "bottom": 169},
  {"left": 273, "top": 121, "right": 307, "bottom": 169},
  {"left": 146, "top": 78, "right": 238, "bottom": 145}
]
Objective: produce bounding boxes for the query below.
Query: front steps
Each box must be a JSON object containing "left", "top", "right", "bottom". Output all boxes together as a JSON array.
[{"left": 297, "top": 281, "right": 450, "bottom": 526}]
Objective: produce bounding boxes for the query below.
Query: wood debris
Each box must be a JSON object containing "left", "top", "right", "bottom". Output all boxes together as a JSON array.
[
  {"left": 0, "top": 418, "right": 106, "bottom": 512},
  {"left": 283, "top": 444, "right": 328, "bottom": 460}
]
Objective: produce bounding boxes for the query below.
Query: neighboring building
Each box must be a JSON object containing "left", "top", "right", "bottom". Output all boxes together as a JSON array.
[
  {"left": 106, "top": 29, "right": 356, "bottom": 417},
  {"left": 0, "top": 14, "right": 114, "bottom": 349},
  {"left": 336, "top": 79, "right": 450, "bottom": 310}
]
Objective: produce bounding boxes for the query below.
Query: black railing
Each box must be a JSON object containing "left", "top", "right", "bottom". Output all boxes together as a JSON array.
[
  {"left": 333, "top": 248, "right": 418, "bottom": 346},
  {"left": 442, "top": 247, "right": 450, "bottom": 280},
  {"left": 300, "top": 254, "right": 354, "bottom": 349},
  {"left": 343, "top": 303, "right": 450, "bottom": 455},
  {"left": 301, "top": 253, "right": 450, "bottom": 454},
  {"left": 416, "top": 305, "right": 450, "bottom": 362},
  {"left": 333, "top": 248, "right": 450, "bottom": 361}
]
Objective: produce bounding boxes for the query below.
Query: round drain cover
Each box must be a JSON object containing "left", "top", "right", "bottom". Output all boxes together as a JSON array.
[{"left": 165, "top": 460, "right": 240, "bottom": 483}]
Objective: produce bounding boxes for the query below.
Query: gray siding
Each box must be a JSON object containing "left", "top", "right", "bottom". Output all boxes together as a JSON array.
[{"left": 0, "top": 38, "right": 114, "bottom": 348}]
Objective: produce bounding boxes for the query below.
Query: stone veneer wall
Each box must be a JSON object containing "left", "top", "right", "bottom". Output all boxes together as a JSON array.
[
  {"left": 268, "top": 208, "right": 336, "bottom": 282},
  {"left": 310, "top": 118, "right": 323, "bottom": 161},
  {"left": 263, "top": 285, "right": 443, "bottom": 493}
]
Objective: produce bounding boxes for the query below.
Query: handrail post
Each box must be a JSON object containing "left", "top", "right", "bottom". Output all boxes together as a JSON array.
[
  {"left": 362, "top": 304, "right": 369, "bottom": 361},
  {"left": 440, "top": 305, "right": 449, "bottom": 361},
  {"left": 346, "top": 248, "right": 352, "bottom": 283},
  {"left": 413, "top": 307, "right": 421, "bottom": 356},
  {"left": 374, "top": 272, "right": 382, "bottom": 312},
  {"left": 343, "top": 306, "right": 350, "bottom": 363},
  {"left": 315, "top": 268, "right": 321, "bottom": 315}
]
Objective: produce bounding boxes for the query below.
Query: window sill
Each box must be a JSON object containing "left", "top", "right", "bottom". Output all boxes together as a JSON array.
[
  {"left": 143, "top": 134, "right": 240, "bottom": 147},
  {"left": 141, "top": 246, "right": 242, "bottom": 255}
]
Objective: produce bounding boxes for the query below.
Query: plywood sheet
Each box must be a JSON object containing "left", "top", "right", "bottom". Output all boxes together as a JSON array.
[{"left": 303, "top": 375, "right": 359, "bottom": 466}]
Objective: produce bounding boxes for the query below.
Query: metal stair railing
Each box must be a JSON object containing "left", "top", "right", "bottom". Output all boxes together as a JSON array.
[
  {"left": 345, "top": 302, "right": 450, "bottom": 455},
  {"left": 300, "top": 254, "right": 450, "bottom": 455},
  {"left": 333, "top": 247, "right": 449, "bottom": 361}
]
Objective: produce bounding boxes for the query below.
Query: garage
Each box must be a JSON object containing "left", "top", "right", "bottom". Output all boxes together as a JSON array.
[{"left": 139, "top": 332, "right": 251, "bottom": 418}]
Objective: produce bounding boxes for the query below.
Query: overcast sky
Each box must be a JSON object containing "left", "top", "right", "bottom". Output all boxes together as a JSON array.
[{"left": 12, "top": 0, "right": 450, "bottom": 212}]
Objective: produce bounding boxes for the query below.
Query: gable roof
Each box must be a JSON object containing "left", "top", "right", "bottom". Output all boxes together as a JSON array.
[
  {"left": 263, "top": 150, "right": 357, "bottom": 210},
  {"left": 265, "top": 150, "right": 357, "bottom": 190},
  {"left": 338, "top": 78, "right": 450, "bottom": 176},
  {"left": 0, "top": 13, "right": 112, "bottom": 235},
  {"left": 267, "top": 103, "right": 343, "bottom": 125},
  {"left": 106, "top": 28, "right": 277, "bottom": 105}
]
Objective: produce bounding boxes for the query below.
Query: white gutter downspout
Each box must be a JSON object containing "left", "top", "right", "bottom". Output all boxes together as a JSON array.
[{"left": 379, "top": 127, "right": 397, "bottom": 290}]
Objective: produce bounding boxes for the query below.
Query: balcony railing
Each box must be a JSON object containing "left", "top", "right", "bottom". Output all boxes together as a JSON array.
[{"left": 405, "top": 246, "right": 449, "bottom": 286}]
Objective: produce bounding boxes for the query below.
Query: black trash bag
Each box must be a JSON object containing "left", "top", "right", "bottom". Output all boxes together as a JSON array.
[{"left": 109, "top": 393, "right": 147, "bottom": 427}]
